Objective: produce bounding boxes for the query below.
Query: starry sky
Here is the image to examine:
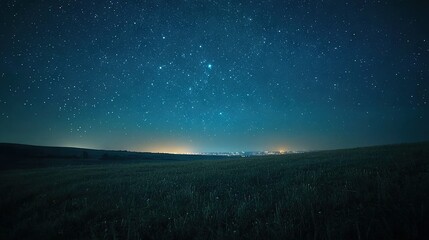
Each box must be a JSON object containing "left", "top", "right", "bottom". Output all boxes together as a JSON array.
[{"left": 0, "top": 0, "right": 428, "bottom": 153}]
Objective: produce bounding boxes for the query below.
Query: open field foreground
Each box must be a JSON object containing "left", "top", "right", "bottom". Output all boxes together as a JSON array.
[{"left": 1, "top": 142, "right": 428, "bottom": 240}]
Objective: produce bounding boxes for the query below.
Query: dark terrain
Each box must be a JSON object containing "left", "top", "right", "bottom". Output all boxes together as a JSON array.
[
  {"left": 0, "top": 143, "right": 226, "bottom": 169},
  {"left": 0, "top": 142, "right": 428, "bottom": 239}
]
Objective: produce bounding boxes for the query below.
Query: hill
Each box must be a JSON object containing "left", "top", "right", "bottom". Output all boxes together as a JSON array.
[
  {"left": 0, "top": 142, "right": 428, "bottom": 239},
  {"left": 0, "top": 143, "right": 227, "bottom": 169}
]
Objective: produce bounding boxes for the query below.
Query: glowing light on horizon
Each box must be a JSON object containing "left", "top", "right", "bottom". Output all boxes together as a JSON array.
[
  {"left": 277, "top": 147, "right": 288, "bottom": 154},
  {"left": 137, "top": 143, "right": 195, "bottom": 154}
]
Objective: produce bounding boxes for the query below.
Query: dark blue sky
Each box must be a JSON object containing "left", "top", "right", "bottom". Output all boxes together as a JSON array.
[{"left": 0, "top": 0, "right": 428, "bottom": 153}]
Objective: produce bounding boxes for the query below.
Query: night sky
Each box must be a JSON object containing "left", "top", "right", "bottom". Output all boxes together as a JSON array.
[{"left": 1, "top": 1, "right": 428, "bottom": 153}]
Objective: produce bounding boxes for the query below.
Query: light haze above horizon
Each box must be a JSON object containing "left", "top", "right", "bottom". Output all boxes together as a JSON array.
[{"left": 1, "top": 1, "right": 428, "bottom": 153}]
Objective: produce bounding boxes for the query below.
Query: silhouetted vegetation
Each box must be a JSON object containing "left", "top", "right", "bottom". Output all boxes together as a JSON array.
[{"left": 0, "top": 142, "right": 428, "bottom": 239}]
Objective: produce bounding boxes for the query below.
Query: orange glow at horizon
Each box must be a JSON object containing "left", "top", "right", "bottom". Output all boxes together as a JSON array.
[
  {"left": 137, "top": 144, "right": 195, "bottom": 154},
  {"left": 277, "top": 146, "right": 288, "bottom": 153}
]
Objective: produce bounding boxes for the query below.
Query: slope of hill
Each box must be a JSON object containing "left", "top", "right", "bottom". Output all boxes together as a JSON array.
[
  {"left": 0, "top": 143, "right": 227, "bottom": 169},
  {"left": 0, "top": 142, "right": 428, "bottom": 239}
]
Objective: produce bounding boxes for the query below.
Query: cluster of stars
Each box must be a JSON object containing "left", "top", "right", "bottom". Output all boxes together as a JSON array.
[{"left": 0, "top": 0, "right": 428, "bottom": 151}]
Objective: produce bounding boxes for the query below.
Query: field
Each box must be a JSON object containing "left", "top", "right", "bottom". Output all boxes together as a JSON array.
[{"left": 1, "top": 143, "right": 428, "bottom": 239}]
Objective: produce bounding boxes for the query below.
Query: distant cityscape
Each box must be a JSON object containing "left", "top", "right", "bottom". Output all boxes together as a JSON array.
[{"left": 194, "top": 150, "right": 305, "bottom": 157}]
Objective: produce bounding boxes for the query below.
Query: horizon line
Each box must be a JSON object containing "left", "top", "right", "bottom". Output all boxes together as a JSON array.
[{"left": 1, "top": 141, "right": 428, "bottom": 155}]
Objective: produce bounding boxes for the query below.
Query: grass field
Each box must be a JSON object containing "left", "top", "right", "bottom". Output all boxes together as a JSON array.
[{"left": 1, "top": 142, "right": 428, "bottom": 239}]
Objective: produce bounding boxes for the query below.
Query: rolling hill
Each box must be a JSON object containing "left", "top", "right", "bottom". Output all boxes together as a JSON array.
[{"left": 0, "top": 142, "right": 428, "bottom": 239}]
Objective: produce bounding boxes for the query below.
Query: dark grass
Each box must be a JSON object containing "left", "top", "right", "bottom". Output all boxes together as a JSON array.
[{"left": 0, "top": 142, "right": 428, "bottom": 239}]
